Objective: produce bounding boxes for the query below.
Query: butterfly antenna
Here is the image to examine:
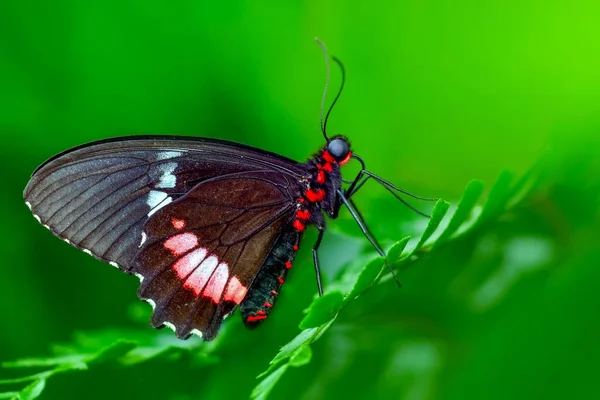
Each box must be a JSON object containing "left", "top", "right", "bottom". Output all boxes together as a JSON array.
[
  {"left": 315, "top": 37, "right": 331, "bottom": 141},
  {"left": 323, "top": 56, "right": 345, "bottom": 138}
]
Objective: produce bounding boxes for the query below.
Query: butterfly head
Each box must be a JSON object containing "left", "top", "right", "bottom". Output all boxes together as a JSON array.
[{"left": 326, "top": 135, "right": 352, "bottom": 165}]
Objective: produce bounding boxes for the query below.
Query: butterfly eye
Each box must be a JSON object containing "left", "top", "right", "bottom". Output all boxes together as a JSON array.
[{"left": 327, "top": 137, "right": 350, "bottom": 162}]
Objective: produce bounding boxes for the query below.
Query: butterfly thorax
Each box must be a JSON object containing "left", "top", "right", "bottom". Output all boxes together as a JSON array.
[{"left": 297, "top": 143, "right": 351, "bottom": 224}]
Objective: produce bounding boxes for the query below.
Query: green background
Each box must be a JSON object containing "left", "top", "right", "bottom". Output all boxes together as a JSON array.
[{"left": 1, "top": 1, "right": 599, "bottom": 399}]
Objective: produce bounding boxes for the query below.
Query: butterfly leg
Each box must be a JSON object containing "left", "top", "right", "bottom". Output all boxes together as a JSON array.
[
  {"left": 337, "top": 189, "right": 402, "bottom": 288},
  {"left": 312, "top": 226, "right": 325, "bottom": 297},
  {"left": 345, "top": 169, "right": 433, "bottom": 218}
]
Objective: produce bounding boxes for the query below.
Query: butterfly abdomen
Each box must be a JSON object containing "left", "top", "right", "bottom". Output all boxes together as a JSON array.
[{"left": 240, "top": 224, "right": 302, "bottom": 328}]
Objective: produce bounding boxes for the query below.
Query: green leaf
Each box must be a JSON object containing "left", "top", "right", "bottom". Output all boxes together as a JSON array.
[
  {"left": 265, "top": 328, "right": 319, "bottom": 374},
  {"left": 288, "top": 345, "right": 312, "bottom": 367},
  {"left": 87, "top": 340, "right": 137, "bottom": 365},
  {"left": 506, "top": 159, "right": 543, "bottom": 208},
  {"left": 0, "top": 392, "right": 19, "bottom": 399},
  {"left": 251, "top": 365, "right": 289, "bottom": 400},
  {"left": 413, "top": 199, "right": 450, "bottom": 251},
  {"left": 2, "top": 355, "right": 87, "bottom": 369},
  {"left": 437, "top": 179, "right": 485, "bottom": 243},
  {"left": 253, "top": 344, "right": 314, "bottom": 400},
  {"left": 19, "top": 379, "right": 45, "bottom": 400},
  {"left": 0, "top": 373, "right": 49, "bottom": 386},
  {"left": 298, "top": 291, "right": 344, "bottom": 329},
  {"left": 477, "top": 170, "right": 514, "bottom": 223},
  {"left": 387, "top": 236, "right": 411, "bottom": 265},
  {"left": 346, "top": 257, "right": 385, "bottom": 301}
]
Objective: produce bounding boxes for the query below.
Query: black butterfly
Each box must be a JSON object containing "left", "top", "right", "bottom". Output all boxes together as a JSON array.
[{"left": 23, "top": 46, "right": 435, "bottom": 341}]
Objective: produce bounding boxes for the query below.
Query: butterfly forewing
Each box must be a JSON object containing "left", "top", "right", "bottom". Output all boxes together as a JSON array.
[
  {"left": 134, "top": 173, "right": 297, "bottom": 339},
  {"left": 24, "top": 136, "right": 305, "bottom": 271}
]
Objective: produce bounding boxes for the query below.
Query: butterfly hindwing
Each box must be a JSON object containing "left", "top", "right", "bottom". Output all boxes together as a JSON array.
[
  {"left": 241, "top": 224, "right": 302, "bottom": 328},
  {"left": 133, "top": 172, "right": 297, "bottom": 339}
]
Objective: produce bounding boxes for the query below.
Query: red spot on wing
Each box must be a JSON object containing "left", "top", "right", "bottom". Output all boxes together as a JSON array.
[
  {"left": 257, "top": 310, "right": 266, "bottom": 316},
  {"left": 293, "top": 220, "right": 305, "bottom": 231},
  {"left": 271, "top": 290, "right": 278, "bottom": 295},
  {"left": 263, "top": 302, "right": 273, "bottom": 308},
  {"left": 293, "top": 244, "right": 299, "bottom": 251},
  {"left": 223, "top": 275, "right": 248, "bottom": 304},
  {"left": 277, "top": 277, "right": 285, "bottom": 284},
  {"left": 285, "top": 261, "right": 292, "bottom": 269},
  {"left": 203, "top": 262, "right": 229, "bottom": 304},
  {"left": 171, "top": 217, "right": 186, "bottom": 230},
  {"left": 164, "top": 233, "right": 198, "bottom": 256}
]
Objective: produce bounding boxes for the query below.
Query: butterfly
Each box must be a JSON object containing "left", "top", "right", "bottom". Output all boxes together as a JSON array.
[{"left": 23, "top": 43, "right": 436, "bottom": 340}]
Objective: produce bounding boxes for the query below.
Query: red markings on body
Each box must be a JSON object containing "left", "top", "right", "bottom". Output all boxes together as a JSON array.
[
  {"left": 277, "top": 277, "right": 285, "bottom": 284},
  {"left": 223, "top": 275, "right": 248, "bottom": 304},
  {"left": 322, "top": 150, "right": 335, "bottom": 163},
  {"left": 173, "top": 248, "right": 208, "bottom": 280},
  {"left": 171, "top": 217, "right": 186, "bottom": 230},
  {"left": 293, "top": 244, "right": 299, "bottom": 251},
  {"left": 285, "top": 261, "right": 292, "bottom": 269},
  {"left": 322, "top": 163, "right": 333, "bottom": 172},
  {"left": 317, "top": 170, "right": 326, "bottom": 183},
  {"left": 181, "top": 253, "right": 216, "bottom": 295},
  {"left": 305, "top": 188, "right": 326, "bottom": 202},
  {"left": 293, "top": 219, "right": 305, "bottom": 231},
  {"left": 164, "top": 232, "right": 198, "bottom": 256},
  {"left": 263, "top": 302, "right": 273, "bottom": 308},
  {"left": 296, "top": 209, "right": 311, "bottom": 220},
  {"left": 247, "top": 315, "right": 267, "bottom": 322},
  {"left": 271, "top": 290, "right": 278, "bottom": 296},
  {"left": 340, "top": 151, "right": 352, "bottom": 165},
  {"left": 203, "top": 262, "right": 229, "bottom": 304}
]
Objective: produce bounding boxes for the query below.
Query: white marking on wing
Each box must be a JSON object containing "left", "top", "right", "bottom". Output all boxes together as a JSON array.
[
  {"left": 140, "top": 232, "right": 147, "bottom": 247},
  {"left": 147, "top": 190, "right": 172, "bottom": 217},
  {"left": 163, "top": 321, "right": 177, "bottom": 333},
  {"left": 191, "top": 329, "right": 203, "bottom": 338},
  {"left": 134, "top": 273, "right": 144, "bottom": 282},
  {"left": 109, "top": 261, "right": 119, "bottom": 269},
  {"left": 145, "top": 298, "right": 156, "bottom": 310},
  {"left": 25, "top": 201, "right": 32, "bottom": 210},
  {"left": 33, "top": 214, "right": 41, "bottom": 223},
  {"left": 157, "top": 151, "right": 183, "bottom": 160},
  {"left": 155, "top": 162, "right": 178, "bottom": 189},
  {"left": 83, "top": 249, "right": 93, "bottom": 256}
]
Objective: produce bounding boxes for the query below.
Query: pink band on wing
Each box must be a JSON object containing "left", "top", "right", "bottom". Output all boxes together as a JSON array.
[
  {"left": 223, "top": 275, "right": 248, "bottom": 304},
  {"left": 184, "top": 255, "right": 218, "bottom": 296},
  {"left": 164, "top": 232, "right": 198, "bottom": 256},
  {"left": 203, "top": 262, "right": 229, "bottom": 303},
  {"left": 172, "top": 247, "right": 207, "bottom": 279}
]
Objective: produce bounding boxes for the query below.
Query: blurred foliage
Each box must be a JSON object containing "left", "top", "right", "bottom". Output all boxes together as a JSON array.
[{"left": 1, "top": 1, "right": 600, "bottom": 399}]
